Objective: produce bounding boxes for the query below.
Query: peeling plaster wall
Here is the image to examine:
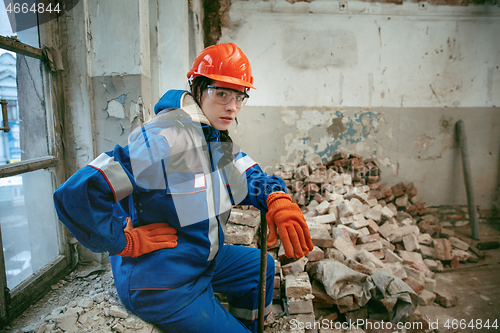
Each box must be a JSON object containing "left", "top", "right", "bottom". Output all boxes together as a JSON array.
[
  {"left": 60, "top": 0, "right": 96, "bottom": 173},
  {"left": 85, "top": 0, "right": 152, "bottom": 151},
  {"left": 92, "top": 75, "right": 147, "bottom": 152},
  {"left": 60, "top": 0, "right": 204, "bottom": 174},
  {"left": 60, "top": 0, "right": 154, "bottom": 262},
  {"left": 223, "top": 1, "right": 500, "bottom": 108},
  {"left": 223, "top": 0, "right": 500, "bottom": 211},
  {"left": 231, "top": 107, "right": 499, "bottom": 208}
]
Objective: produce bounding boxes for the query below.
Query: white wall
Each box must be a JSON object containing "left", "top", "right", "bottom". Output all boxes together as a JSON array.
[
  {"left": 221, "top": 0, "right": 500, "bottom": 210},
  {"left": 59, "top": 0, "right": 499, "bottom": 212},
  {"left": 223, "top": 0, "right": 499, "bottom": 108}
]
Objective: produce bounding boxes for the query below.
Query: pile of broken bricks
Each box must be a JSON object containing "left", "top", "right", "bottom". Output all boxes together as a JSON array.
[{"left": 225, "top": 152, "right": 482, "bottom": 332}]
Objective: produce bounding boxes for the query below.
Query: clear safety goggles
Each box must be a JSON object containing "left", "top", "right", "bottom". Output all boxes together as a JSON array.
[{"left": 206, "top": 85, "right": 249, "bottom": 107}]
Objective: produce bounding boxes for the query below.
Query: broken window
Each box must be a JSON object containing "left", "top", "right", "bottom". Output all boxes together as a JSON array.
[{"left": 0, "top": 2, "right": 69, "bottom": 322}]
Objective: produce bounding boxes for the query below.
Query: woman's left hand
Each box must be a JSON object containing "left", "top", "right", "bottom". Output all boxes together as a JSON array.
[{"left": 266, "top": 192, "right": 314, "bottom": 258}]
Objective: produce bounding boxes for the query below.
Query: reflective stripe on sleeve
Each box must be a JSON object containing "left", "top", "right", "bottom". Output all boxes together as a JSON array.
[
  {"left": 228, "top": 302, "right": 273, "bottom": 321},
  {"left": 233, "top": 155, "right": 257, "bottom": 175},
  {"left": 88, "top": 153, "right": 133, "bottom": 203}
]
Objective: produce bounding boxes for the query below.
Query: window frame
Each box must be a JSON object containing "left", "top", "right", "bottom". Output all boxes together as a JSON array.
[{"left": 0, "top": 32, "right": 71, "bottom": 324}]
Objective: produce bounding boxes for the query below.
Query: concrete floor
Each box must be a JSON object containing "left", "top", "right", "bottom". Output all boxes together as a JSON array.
[
  {"left": 1, "top": 222, "right": 499, "bottom": 332},
  {"left": 417, "top": 222, "right": 500, "bottom": 333}
]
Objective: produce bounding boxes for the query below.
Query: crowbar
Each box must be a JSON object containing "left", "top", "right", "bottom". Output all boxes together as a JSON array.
[{"left": 257, "top": 211, "right": 268, "bottom": 333}]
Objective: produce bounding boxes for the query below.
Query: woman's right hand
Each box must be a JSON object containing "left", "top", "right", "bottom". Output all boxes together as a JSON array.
[{"left": 118, "top": 218, "right": 178, "bottom": 258}]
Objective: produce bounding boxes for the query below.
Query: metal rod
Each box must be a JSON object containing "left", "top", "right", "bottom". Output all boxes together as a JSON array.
[
  {"left": 0, "top": 156, "right": 58, "bottom": 178},
  {"left": 0, "top": 35, "right": 44, "bottom": 60},
  {"left": 257, "top": 211, "right": 268, "bottom": 333},
  {"left": 456, "top": 120, "right": 480, "bottom": 240},
  {"left": 0, "top": 100, "right": 9, "bottom": 132}
]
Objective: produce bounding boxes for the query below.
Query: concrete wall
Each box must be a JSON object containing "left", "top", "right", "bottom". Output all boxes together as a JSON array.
[
  {"left": 59, "top": 0, "right": 204, "bottom": 262},
  {"left": 61, "top": 0, "right": 204, "bottom": 168},
  {"left": 221, "top": 0, "right": 500, "bottom": 211},
  {"left": 58, "top": 0, "right": 499, "bottom": 214}
]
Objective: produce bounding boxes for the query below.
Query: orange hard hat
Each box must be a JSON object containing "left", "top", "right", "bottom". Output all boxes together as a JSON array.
[{"left": 187, "top": 43, "right": 256, "bottom": 89}]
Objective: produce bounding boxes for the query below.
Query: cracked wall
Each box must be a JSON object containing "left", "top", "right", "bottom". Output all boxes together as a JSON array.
[
  {"left": 224, "top": 0, "right": 500, "bottom": 211},
  {"left": 230, "top": 106, "right": 499, "bottom": 210},
  {"left": 92, "top": 75, "right": 146, "bottom": 152}
]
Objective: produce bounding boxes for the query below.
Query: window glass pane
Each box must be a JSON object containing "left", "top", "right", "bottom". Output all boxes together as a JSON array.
[
  {"left": 0, "top": 169, "right": 60, "bottom": 289},
  {"left": 1, "top": 1, "right": 40, "bottom": 48},
  {"left": 0, "top": 1, "right": 14, "bottom": 36},
  {"left": 0, "top": 49, "right": 49, "bottom": 165}
]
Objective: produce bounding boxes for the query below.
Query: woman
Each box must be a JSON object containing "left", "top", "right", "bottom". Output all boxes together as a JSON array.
[{"left": 54, "top": 43, "right": 313, "bottom": 332}]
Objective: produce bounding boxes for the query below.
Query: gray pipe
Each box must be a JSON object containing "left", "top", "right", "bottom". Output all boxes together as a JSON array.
[{"left": 456, "top": 120, "right": 480, "bottom": 240}]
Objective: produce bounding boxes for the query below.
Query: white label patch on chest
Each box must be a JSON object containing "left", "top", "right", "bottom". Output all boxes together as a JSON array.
[{"left": 194, "top": 173, "right": 206, "bottom": 188}]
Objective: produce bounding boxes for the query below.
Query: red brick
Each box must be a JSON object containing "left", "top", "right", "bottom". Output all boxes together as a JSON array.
[
  {"left": 403, "top": 182, "right": 414, "bottom": 192},
  {"left": 371, "top": 250, "right": 385, "bottom": 260},
  {"left": 395, "top": 194, "right": 409, "bottom": 211},
  {"left": 410, "top": 262, "right": 431, "bottom": 276},
  {"left": 407, "top": 311, "right": 431, "bottom": 332},
  {"left": 404, "top": 276, "right": 425, "bottom": 294},
  {"left": 367, "top": 219, "right": 380, "bottom": 233},
  {"left": 274, "top": 275, "right": 281, "bottom": 289},
  {"left": 433, "top": 238, "right": 452, "bottom": 261},
  {"left": 417, "top": 219, "right": 431, "bottom": 233},
  {"left": 406, "top": 204, "right": 418, "bottom": 215},
  {"left": 378, "top": 183, "right": 392, "bottom": 199},
  {"left": 440, "top": 228, "right": 455, "bottom": 238},
  {"left": 391, "top": 182, "right": 405, "bottom": 198},
  {"left": 427, "top": 225, "right": 442, "bottom": 238},
  {"left": 346, "top": 259, "right": 373, "bottom": 275},
  {"left": 416, "top": 203, "right": 427, "bottom": 215},
  {"left": 444, "top": 214, "right": 464, "bottom": 220},
  {"left": 358, "top": 233, "right": 381, "bottom": 244},
  {"left": 292, "top": 180, "right": 303, "bottom": 192},
  {"left": 435, "top": 291, "right": 457, "bottom": 308},
  {"left": 303, "top": 183, "right": 320, "bottom": 195},
  {"left": 329, "top": 152, "right": 350, "bottom": 162},
  {"left": 313, "top": 193, "right": 323, "bottom": 203}
]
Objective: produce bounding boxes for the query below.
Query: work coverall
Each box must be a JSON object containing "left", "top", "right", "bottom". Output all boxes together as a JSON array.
[{"left": 53, "top": 90, "right": 286, "bottom": 332}]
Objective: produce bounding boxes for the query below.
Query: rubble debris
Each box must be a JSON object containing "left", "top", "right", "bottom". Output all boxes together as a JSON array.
[
  {"left": 6, "top": 151, "right": 483, "bottom": 333},
  {"left": 5, "top": 265, "right": 162, "bottom": 333},
  {"left": 246, "top": 151, "right": 479, "bottom": 330},
  {"left": 435, "top": 290, "right": 458, "bottom": 308}
]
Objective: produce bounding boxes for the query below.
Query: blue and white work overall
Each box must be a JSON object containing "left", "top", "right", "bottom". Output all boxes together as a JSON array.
[{"left": 53, "top": 90, "right": 286, "bottom": 332}]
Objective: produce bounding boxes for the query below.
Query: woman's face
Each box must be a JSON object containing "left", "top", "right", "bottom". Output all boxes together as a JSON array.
[{"left": 200, "top": 80, "right": 247, "bottom": 131}]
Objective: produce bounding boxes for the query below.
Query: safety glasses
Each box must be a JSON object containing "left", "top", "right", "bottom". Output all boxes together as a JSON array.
[{"left": 206, "top": 85, "right": 249, "bottom": 108}]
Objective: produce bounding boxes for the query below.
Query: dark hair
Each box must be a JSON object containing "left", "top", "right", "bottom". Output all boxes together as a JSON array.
[{"left": 190, "top": 76, "right": 213, "bottom": 107}]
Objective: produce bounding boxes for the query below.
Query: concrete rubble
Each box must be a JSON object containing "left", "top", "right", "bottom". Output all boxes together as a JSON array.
[
  {"left": 6, "top": 151, "right": 481, "bottom": 333},
  {"left": 2, "top": 265, "right": 163, "bottom": 333},
  {"left": 227, "top": 152, "right": 480, "bottom": 332}
]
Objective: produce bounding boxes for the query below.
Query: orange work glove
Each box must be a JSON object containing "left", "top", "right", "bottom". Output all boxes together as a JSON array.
[
  {"left": 266, "top": 192, "right": 314, "bottom": 258},
  {"left": 118, "top": 217, "right": 178, "bottom": 258}
]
